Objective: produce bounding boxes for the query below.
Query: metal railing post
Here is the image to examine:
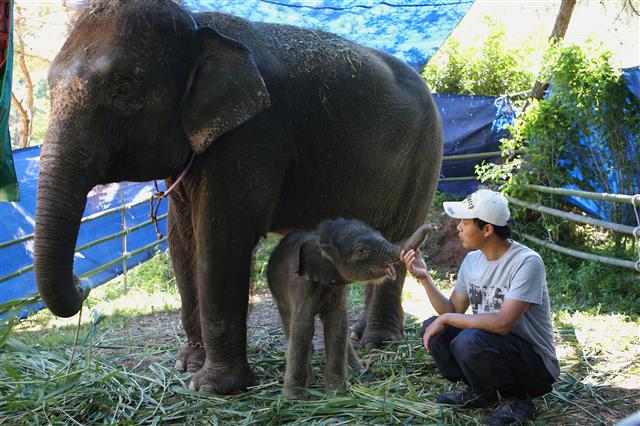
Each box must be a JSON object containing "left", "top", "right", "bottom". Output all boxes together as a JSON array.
[{"left": 120, "top": 192, "right": 128, "bottom": 293}]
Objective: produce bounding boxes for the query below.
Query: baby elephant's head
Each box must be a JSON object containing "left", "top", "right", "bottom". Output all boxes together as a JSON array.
[{"left": 296, "top": 218, "right": 436, "bottom": 286}]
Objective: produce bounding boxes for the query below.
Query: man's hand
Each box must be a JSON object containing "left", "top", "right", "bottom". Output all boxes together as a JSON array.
[
  {"left": 422, "top": 315, "right": 447, "bottom": 352},
  {"left": 401, "top": 249, "right": 428, "bottom": 280}
]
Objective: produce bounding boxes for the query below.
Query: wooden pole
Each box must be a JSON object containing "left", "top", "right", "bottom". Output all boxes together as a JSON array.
[{"left": 523, "top": 0, "right": 577, "bottom": 109}]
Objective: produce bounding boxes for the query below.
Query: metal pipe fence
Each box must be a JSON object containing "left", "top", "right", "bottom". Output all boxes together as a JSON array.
[
  {"left": 437, "top": 151, "right": 640, "bottom": 271},
  {"left": 0, "top": 197, "right": 154, "bottom": 251},
  {"left": 510, "top": 186, "right": 640, "bottom": 271},
  {"left": 0, "top": 195, "right": 167, "bottom": 285}
]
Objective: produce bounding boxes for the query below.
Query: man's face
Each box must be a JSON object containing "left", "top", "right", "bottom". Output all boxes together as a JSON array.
[{"left": 456, "top": 219, "right": 487, "bottom": 250}]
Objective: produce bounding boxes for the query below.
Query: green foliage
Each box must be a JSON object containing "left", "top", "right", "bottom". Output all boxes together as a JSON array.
[
  {"left": 422, "top": 17, "right": 541, "bottom": 96},
  {"left": 430, "top": 189, "right": 461, "bottom": 207},
  {"left": 29, "top": 80, "right": 51, "bottom": 146},
  {"left": 475, "top": 43, "right": 640, "bottom": 314},
  {"left": 543, "top": 247, "right": 640, "bottom": 315},
  {"left": 252, "top": 233, "right": 281, "bottom": 289}
]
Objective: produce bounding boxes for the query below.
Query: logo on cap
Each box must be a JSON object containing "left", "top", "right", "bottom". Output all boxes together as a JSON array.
[{"left": 465, "top": 195, "right": 475, "bottom": 209}]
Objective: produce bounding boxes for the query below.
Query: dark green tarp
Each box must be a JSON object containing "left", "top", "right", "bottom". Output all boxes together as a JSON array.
[{"left": 0, "top": 0, "right": 17, "bottom": 202}]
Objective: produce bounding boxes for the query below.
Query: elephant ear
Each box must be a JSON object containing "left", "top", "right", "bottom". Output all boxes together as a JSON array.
[
  {"left": 182, "top": 26, "right": 271, "bottom": 154},
  {"left": 297, "top": 238, "right": 341, "bottom": 287}
]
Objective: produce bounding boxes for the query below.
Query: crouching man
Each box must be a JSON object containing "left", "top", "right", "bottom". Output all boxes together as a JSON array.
[{"left": 401, "top": 189, "right": 559, "bottom": 425}]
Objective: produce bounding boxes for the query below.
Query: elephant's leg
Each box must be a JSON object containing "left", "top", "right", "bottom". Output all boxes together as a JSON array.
[
  {"left": 283, "top": 309, "right": 316, "bottom": 399},
  {"left": 320, "top": 291, "right": 350, "bottom": 395},
  {"left": 278, "top": 306, "right": 292, "bottom": 340},
  {"left": 351, "top": 286, "right": 372, "bottom": 341},
  {"left": 168, "top": 203, "right": 205, "bottom": 373},
  {"left": 186, "top": 140, "right": 289, "bottom": 394},
  {"left": 347, "top": 341, "right": 363, "bottom": 374},
  {"left": 306, "top": 341, "right": 315, "bottom": 386},
  {"left": 360, "top": 263, "right": 408, "bottom": 349},
  {"left": 187, "top": 217, "right": 258, "bottom": 393}
]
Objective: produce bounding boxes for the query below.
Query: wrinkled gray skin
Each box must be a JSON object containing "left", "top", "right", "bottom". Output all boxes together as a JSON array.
[
  {"left": 267, "top": 219, "right": 436, "bottom": 399},
  {"left": 33, "top": 0, "right": 443, "bottom": 394}
]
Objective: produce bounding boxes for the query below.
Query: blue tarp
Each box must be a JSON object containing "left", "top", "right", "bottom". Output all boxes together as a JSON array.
[
  {"left": 557, "top": 67, "right": 640, "bottom": 225},
  {"left": 436, "top": 93, "right": 514, "bottom": 195},
  {"left": 624, "top": 66, "right": 640, "bottom": 100},
  {"left": 0, "top": 146, "right": 167, "bottom": 316},
  {"left": 186, "top": 0, "right": 474, "bottom": 72}
]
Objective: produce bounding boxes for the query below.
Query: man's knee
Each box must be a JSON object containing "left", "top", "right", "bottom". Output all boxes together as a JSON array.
[
  {"left": 450, "top": 328, "right": 493, "bottom": 357},
  {"left": 420, "top": 316, "right": 439, "bottom": 338}
]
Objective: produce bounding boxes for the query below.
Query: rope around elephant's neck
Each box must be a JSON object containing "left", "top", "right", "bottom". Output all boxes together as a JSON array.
[{"left": 150, "top": 152, "right": 196, "bottom": 239}]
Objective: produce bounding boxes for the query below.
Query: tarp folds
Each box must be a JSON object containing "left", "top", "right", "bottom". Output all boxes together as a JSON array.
[
  {"left": 436, "top": 93, "right": 515, "bottom": 195},
  {"left": 186, "top": 0, "right": 474, "bottom": 71},
  {"left": 0, "top": 0, "right": 17, "bottom": 202},
  {"left": 623, "top": 66, "right": 640, "bottom": 101},
  {"left": 547, "top": 67, "right": 640, "bottom": 225}
]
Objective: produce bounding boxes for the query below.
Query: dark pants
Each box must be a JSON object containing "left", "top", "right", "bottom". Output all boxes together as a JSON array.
[{"left": 421, "top": 316, "right": 554, "bottom": 398}]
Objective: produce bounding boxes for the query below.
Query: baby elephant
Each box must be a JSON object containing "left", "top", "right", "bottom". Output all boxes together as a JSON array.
[{"left": 267, "top": 218, "right": 436, "bottom": 399}]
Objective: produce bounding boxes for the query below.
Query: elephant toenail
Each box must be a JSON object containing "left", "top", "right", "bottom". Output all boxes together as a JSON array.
[
  {"left": 187, "top": 363, "right": 202, "bottom": 372},
  {"left": 200, "top": 384, "right": 214, "bottom": 393}
]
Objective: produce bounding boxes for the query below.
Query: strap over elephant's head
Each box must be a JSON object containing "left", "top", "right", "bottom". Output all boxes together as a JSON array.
[{"left": 181, "top": 26, "right": 271, "bottom": 154}]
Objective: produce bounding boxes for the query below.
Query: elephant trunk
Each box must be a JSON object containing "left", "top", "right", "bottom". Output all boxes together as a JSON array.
[
  {"left": 393, "top": 223, "right": 438, "bottom": 259},
  {"left": 34, "top": 136, "right": 96, "bottom": 317}
]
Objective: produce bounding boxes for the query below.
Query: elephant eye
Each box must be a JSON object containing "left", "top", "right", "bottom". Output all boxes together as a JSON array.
[
  {"left": 117, "top": 80, "right": 133, "bottom": 95},
  {"left": 113, "top": 78, "right": 139, "bottom": 98},
  {"left": 353, "top": 246, "right": 369, "bottom": 259},
  {"left": 110, "top": 77, "right": 143, "bottom": 115}
]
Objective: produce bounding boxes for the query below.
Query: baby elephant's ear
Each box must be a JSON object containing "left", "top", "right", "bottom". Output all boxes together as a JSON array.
[{"left": 297, "top": 239, "right": 340, "bottom": 287}]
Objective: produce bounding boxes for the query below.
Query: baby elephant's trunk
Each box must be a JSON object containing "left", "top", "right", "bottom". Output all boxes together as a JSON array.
[{"left": 397, "top": 223, "right": 438, "bottom": 257}]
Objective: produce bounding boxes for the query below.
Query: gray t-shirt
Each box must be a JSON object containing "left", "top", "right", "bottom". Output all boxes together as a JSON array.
[{"left": 454, "top": 241, "right": 560, "bottom": 379}]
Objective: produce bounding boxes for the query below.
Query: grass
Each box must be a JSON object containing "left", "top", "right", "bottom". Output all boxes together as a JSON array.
[{"left": 1, "top": 245, "right": 639, "bottom": 425}]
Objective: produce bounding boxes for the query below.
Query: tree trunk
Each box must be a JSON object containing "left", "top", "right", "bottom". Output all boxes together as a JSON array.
[
  {"left": 11, "top": 92, "right": 30, "bottom": 149},
  {"left": 11, "top": 5, "right": 34, "bottom": 148},
  {"left": 16, "top": 32, "right": 33, "bottom": 119},
  {"left": 527, "top": 0, "right": 577, "bottom": 103}
]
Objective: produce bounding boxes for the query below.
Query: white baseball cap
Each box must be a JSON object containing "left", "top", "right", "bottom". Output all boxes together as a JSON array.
[{"left": 443, "top": 189, "right": 511, "bottom": 226}]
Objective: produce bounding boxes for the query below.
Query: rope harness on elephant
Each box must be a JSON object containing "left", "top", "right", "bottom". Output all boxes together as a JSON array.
[{"left": 150, "top": 152, "right": 196, "bottom": 239}]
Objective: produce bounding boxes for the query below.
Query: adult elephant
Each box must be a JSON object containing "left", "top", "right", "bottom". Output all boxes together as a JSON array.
[{"left": 34, "top": 0, "right": 443, "bottom": 394}]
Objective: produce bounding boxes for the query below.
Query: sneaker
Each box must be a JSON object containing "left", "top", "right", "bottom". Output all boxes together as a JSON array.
[
  {"left": 436, "top": 386, "right": 498, "bottom": 408},
  {"left": 489, "top": 397, "right": 535, "bottom": 425}
]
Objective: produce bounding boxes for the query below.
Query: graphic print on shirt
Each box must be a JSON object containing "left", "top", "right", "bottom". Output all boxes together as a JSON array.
[{"left": 467, "top": 282, "right": 506, "bottom": 314}]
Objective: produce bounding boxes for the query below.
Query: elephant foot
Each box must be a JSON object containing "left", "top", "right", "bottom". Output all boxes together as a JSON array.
[
  {"left": 283, "top": 386, "right": 309, "bottom": 400},
  {"left": 188, "top": 360, "right": 256, "bottom": 394},
  {"left": 359, "top": 326, "right": 403, "bottom": 349},
  {"left": 306, "top": 362, "right": 315, "bottom": 386},
  {"left": 175, "top": 341, "right": 206, "bottom": 373},
  {"left": 325, "top": 381, "right": 347, "bottom": 396}
]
